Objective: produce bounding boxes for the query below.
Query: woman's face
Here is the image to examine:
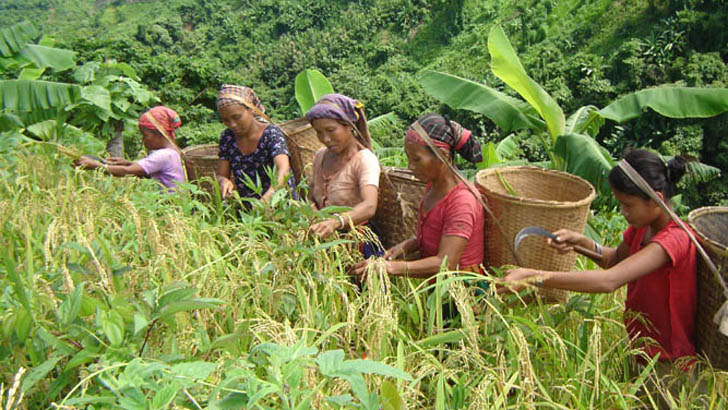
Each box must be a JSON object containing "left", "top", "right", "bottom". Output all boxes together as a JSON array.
[
  {"left": 219, "top": 104, "right": 254, "bottom": 138},
  {"left": 405, "top": 141, "right": 445, "bottom": 183},
  {"left": 139, "top": 127, "right": 164, "bottom": 150},
  {"left": 311, "top": 118, "right": 356, "bottom": 154},
  {"left": 612, "top": 188, "right": 662, "bottom": 229}
]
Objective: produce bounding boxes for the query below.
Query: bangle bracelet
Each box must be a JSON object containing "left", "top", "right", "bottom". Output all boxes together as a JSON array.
[
  {"left": 333, "top": 213, "right": 345, "bottom": 230},
  {"left": 593, "top": 241, "right": 602, "bottom": 256}
]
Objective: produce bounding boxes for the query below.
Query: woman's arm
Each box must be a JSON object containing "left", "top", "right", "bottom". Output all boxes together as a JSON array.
[
  {"left": 501, "top": 241, "right": 670, "bottom": 293},
  {"left": 215, "top": 159, "right": 235, "bottom": 199},
  {"left": 75, "top": 157, "right": 146, "bottom": 177},
  {"left": 383, "top": 237, "right": 419, "bottom": 261},
  {"left": 261, "top": 154, "right": 292, "bottom": 202}
]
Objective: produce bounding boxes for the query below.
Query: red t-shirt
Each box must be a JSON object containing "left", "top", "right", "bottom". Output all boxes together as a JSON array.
[
  {"left": 416, "top": 182, "right": 485, "bottom": 268},
  {"left": 622, "top": 220, "right": 697, "bottom": 361}
]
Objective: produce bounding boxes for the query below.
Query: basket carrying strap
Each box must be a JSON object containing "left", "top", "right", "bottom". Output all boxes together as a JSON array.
[
  {"left": 144, "top": 112, "right": 190, "bottom": 181},
  {"left": 617, "top": 160, "right": 728, "bottom": 336},
  {"left": 410, "top": 122, "right": 523, "bottom": 267}
]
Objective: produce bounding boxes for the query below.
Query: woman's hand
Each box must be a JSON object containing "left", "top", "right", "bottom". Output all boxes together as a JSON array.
[
  {"left": 548, "top": 229, "right": 591, "bottom": 254},
  {"left": 497, "top": 267, "right": 543, "bottom": 294},
  {"left": 383, "top": 238, "right": 417, "bottom": 261},
  {"left": 217, "top": 177, "right": 236, "bottom": 199},
  {"left": 105, "top": 157, "right": 131, "bottom": 166},
  {"left": 351, "top": 258, "right": 397, "bottom": 280},
  {"left": 73, "top": 157, "right": 102, "bottom": 170},
  {"left": 309, "top": 218, "right": 340, "bottom": 238}
]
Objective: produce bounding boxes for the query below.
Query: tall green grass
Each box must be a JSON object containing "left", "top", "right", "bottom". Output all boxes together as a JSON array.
[{"left": 0, "top": 146, "right": 726, "bottom": 409}]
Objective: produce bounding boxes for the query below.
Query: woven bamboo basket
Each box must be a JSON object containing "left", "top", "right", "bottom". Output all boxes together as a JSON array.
[
  {"left": 182, "top": 144, "right": 219, "bottom": 195},
  {"left": 372, "top": 167, "right": 427, "bottom": 250},
  {"left": 476, "top": 166, "right": 595, "bottom": 302},
  {"left": 688, "top": 206, "right": 728, "bottom": 370},
  {"left": 279, "top": 117, "right": 324, "bottom": 185}
]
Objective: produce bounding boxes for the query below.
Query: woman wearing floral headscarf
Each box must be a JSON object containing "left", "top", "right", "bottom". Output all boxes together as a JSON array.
[
  {"left": 215, "top": 84, "right": 296, "bottom": 202},
  {"left": 353, "top": 113, "right": 484, "bottom": 278},
  {"left": 305, "top": 94, "right": 382, "bottom": 256},
  {"left": 74, "top": 106, "right": 186, "bottom": 190}
]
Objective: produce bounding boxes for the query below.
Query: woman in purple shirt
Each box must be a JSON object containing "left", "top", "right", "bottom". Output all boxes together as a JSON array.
[{"left": 74, "top": 106, "right": 186, "bottom": 190}]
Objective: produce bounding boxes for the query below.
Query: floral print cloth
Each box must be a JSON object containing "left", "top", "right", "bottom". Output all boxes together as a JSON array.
[{"left": 218, "top": 124, "right": 297, "bottom": 200}]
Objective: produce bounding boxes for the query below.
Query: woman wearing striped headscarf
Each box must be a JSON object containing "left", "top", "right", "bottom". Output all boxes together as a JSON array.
[
  {"left": 215, "top": 84, "right": 296, "bottom": 201},
  {"left": 305, "top": 94, "right": 382, "bottom": 255},
  {"left": 74, "top": 106, "right": 186, "bottom": 190},
  {"left": 353, "top": 113, "right": 484, "bottom": 278}
]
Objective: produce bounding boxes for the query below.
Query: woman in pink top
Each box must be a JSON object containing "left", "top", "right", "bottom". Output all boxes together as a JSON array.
[
  {"left": 74, "top": 106, "right": 186, "bottom": 190},
  {"left": 353, "top": 114, "right": 485, "bottom": 278},
  {"left": 305, "top": 94, "right": 383, "bottom": 257}
]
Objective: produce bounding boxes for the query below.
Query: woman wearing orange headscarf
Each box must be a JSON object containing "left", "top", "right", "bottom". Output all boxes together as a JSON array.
[{"left": 74, "top": 106, "right": 186, "bottom": 190}]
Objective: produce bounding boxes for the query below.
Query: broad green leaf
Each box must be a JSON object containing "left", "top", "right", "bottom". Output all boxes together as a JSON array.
[
  {"left": 170, "top": 361, "right": 217, "bottom": 381},
  {"left": 65, "top": 347, "right": 99, "bottom": 370},
  {"left": 22, "top": 355, "right": 64, "bottom": 393},
  {"left": 566, "top": 105, "right": 604, "bottom": 137},
  {"left": 0, "top": 113, "right": 24, "bottom": 131},
  {"left": 152, "top": 385, "right": 179, "bottom": 410},
  {"left": 19, "top": 44, "right": 75, "bottom": 72},
  {"left": 18, "top": 66, "right": 45, "bottom": 80},
  {"left": 0, "top": 79, "right": 81, "bottom": 112},
  {"left": 133, "top": 312, "right": 150, "bottom": 335},
  {"left": 479, "top": 142, "right": 501, "bottom": 169},
  {"left": 416, "top": 330, "right": 465, "bottom": 347},
  {"left": 295, "top": 69, "right": 334, "bottom": 114},
  {"left": 598, "top": 87, "right": 728, "bottom": 122},
  {"left": 316, "top": 349, "right": 346, "bottom": 377},
  {"left": 0, "top": 21, "right": 38, "bottom": 57},
  {"left": 81, "top": 85, "right": 112, "bottom": 112},
  {"left": 661, "top": 156, "right": 721, "bottom": 184},
  {"left": 488, "top": 25, "right": 565, "bottom": 140},
  {"left": 553, "top": 133, "right": 613, "bottom": 195},
  {"left": 209, "top": 392, "right": 249, "bottom": 410},
  {"left": 26, "top": 119, "right": 57, "bottom": 140},
  {"left": 98, "top": 309, "right": 125, "bottom": 347},
  {"left": 58, "top": 282, "right": 84, "bottom": 328},
  {"left": 155, "top": 298, "right": 224, "bottom": 320},
  {"left": 496, "top": 134, "right": 519, "bottom": 158},
  {"left": 72, "top": 61, "right": 100, "bottom": 84},
  {"left": 381, "top": 380, "right": 408, "bottom": 410},
  {"left": 420, "top": 70, "right": 545, "bottom": 133}
]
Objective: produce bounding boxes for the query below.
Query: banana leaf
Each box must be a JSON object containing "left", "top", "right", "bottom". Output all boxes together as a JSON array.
[
  {"left": 1, "top": 79, "right": 82, "bottom": 113},
  {"left": 0, "top": 21, "right": 38, "bottom": 57},
  {"left": 553, "top": 133, "right": 614, "bottom": 195},
  {"left": 295, "top": 69, "right": 334, "bottom": 114},
  {"left": 488, "top": 25, "right": 565, "bottom": 141},
  {"left": 19, "top": 44, "right": 76, "bottom": 72},
  {"left": 420, "top": 70, "right": 545, "bottom": 133},
  {"left": 598, "top": 87, "right": 728, "bottom": 122},
  {"left": 566, "top": 105, "right": 604, "bottom": 137}
]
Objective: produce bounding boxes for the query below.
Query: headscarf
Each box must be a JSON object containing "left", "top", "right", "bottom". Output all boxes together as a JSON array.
[
  {"left": 138, "top": 106, "right": 182, "bottom": 140},
  {"left": 216, "top": 84, "right": 266, "bottom": 118},
  {"left": 305, "top": 93, "right": 372, "bottom": 150},
  {"left": 406, "top": 113, "right": 482, "bottom": 163}
]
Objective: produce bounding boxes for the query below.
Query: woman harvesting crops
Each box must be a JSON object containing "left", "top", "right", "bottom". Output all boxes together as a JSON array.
[
  {"left": 501, "top": 149, "right": 697, "bottom": 365},
  {"left": 74, "top": 106, "right": 186, "bottom": 190},
  {"left": 215, "top": 84, "right": 296, "bottom": 202},
  {"left": 305, "top": 94, "right": 383, "bottom": 257},
  {"left": 353, "top": 113, "right": 484, "bottom": 277}
]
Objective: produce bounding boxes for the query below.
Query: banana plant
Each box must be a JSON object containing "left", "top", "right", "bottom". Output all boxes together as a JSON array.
[
  {"left": 421, "top": 25, "right": 726, "bottom": 195},
  {"left": 294, "top": 68, "right": 334, "bottom": 114}
]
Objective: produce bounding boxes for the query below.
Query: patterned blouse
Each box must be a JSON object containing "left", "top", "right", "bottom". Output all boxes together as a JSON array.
[{"left": 218, "top": 124, "right": 297, "bottom": 199}]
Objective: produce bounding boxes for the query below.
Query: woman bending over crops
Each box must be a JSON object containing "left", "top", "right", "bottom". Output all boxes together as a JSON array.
[
  {"left": 74, "top": 106, "right": 186, "bottom": 190},
  {"left": 501, "top": 149, "right": 696, "bottom": 364},
  {"left": 215, "top": 84, "right": 296, "bottom": 202},
  {"left": 305, "top": 94, "right": 383, "bottom": 256},
  {"left": 353, "top": 114, "right": 484, "bottom": 278}
]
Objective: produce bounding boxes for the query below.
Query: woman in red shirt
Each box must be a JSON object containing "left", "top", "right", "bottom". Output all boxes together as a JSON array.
[
  {"left": 353, "top": 113, "right": 484, "bottom": 278},
  {"left": 501, "top": 149, "right": 696, "bottom": 363}
]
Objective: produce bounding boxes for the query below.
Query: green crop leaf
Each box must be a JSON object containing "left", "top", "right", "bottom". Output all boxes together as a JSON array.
[
  {"left": 416, "top": 330, "right": 465, "bottom": 347},
  {"left": 19, "top": 44, "right": 75, "bottom": 72},
  {"left": 18, "top": 66, "right": 45, "bottom": 80},
  {"left": 295, "top": 68, "right": 334, "bottom": 114},
  {"left": 380, "top": 380, "right": 408, "bottom": 410},
  {"left": 81, "top": 85, "right": 112, "bottom": 112},
  {"left": 566, "top": 105, "right": 604, "bottom": 137},
  {"left": 58, "top": 282, "right": 84, "bottom": 328},
  {"left": 133, "top": 312, "right": 150, "bottom": 335},
  {"left": 157, "top": 283, "right": 199, "bottom": 308},
  {"left": 488, "top": 25, "right": 565, "bottom": 140},
  {"left": 22, "top": 355, "right": 65, "bottom": 393},
  {"left": 155, "top": 298, "right": 224, "bottom": 320},
  {"left": 152, "top": 385, "right": 179, "bottom": 410},
  {"left": 420, "top": 70, "right": 545, "bottom": 134},
  {"left": 553, "top": 133, "right": 613, "bottom": 195},
  {"left": 97, "top": 309, "right": 125, "bottom": 347},
  {"left": 598, "top": 87, "right": 728, "bottom": 122},
  {"left": 0, "top": 21, "right": 39, "bottom": 57},
  {"left": 170, "top": 361, "right": 217, "bottom": 381}
]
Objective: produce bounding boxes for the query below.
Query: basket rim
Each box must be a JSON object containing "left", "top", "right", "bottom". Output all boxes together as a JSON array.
[
  {"left": 476, "top": 166, "right": 595, "bottom": 208},
  {"left": 687, "top": 206, "right": 728, "bottom": 252},
  {"left": 182, "top": 144, "right": 218, "bottom": 159},
  {"left": 381, "top": 166, "right": 427, "bottom": 184}
]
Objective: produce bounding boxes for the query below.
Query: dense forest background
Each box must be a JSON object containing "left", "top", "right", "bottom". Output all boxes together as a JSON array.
[{"left": 2, "top": 0, "right": 728, "bottom": 206}]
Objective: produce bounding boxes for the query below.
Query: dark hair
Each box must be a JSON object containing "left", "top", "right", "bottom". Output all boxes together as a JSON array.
[
  {"left": 411, "top": 113, "right": 482, "bottom": 163},
  {"left": 608, "top": 149, "right": 688, "bottom": 200}
]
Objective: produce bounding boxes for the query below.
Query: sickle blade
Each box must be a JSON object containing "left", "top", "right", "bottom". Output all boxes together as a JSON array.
[{"left": 514, "top": 226, "right": 557, "bottom": 254}]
